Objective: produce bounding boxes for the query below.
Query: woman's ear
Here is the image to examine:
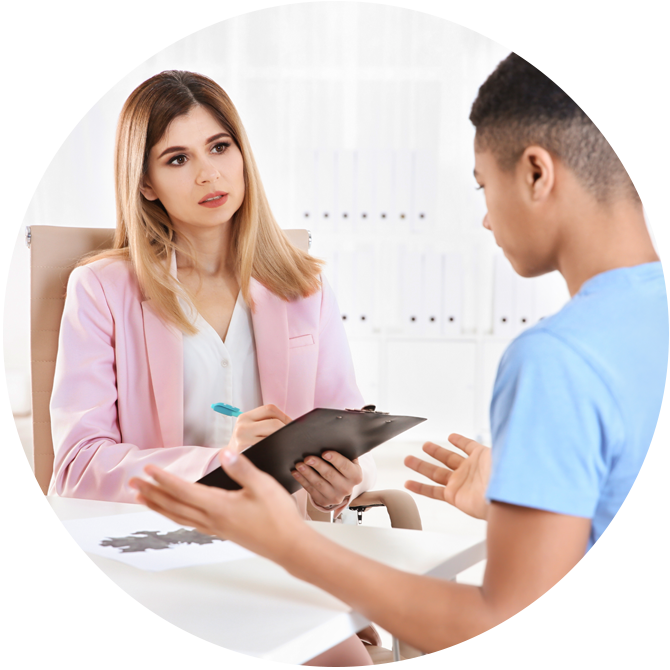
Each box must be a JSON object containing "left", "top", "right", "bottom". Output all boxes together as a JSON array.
[
  {"left": 520, "top": 146, "right": 555, "bottom": 202},
  {"left": 139, "top": 177, "right": 158, "bottom": 201}
]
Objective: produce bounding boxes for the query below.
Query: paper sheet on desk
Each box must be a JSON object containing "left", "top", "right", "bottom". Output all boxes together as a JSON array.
[
  {"left": 62, "top": 510, "right": 256, "bottom": 571},
  {"left": 2, "top": 509, "right": 33, "bottom": 561}
]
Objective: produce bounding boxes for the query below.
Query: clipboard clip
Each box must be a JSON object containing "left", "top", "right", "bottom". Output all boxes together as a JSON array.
[{"left": 345, "top": 404, "right": 390, "bottom": 415}]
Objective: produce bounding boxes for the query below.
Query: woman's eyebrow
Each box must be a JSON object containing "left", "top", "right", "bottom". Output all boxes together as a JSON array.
[{"left": 156, "top": 133, "right": 231, "bottom": 160}]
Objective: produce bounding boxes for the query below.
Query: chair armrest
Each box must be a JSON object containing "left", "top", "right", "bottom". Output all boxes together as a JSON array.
[{"left": 349, "top": 489, "right": 422, "bottom": 531}]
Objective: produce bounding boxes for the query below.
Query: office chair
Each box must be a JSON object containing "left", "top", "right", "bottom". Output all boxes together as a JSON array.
[{"left": 27, "top": 224, "right": 422, "bottom": 662}]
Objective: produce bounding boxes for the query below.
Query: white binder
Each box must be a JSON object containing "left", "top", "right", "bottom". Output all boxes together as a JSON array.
[
  {"left": 443, "top": 253, "right": 464, "bottom": 336},
  {"left": 423, "top": 251, "right": 443, "bottom": 335},
  {"left": 336, "top": 149, "right": 356, "bottom": 235},
  {"left": 375, "top": 148, "right": 394, "bottom": 227},
  {"left": 514, "top": 275, "right": 534, "bottom": 334},
  {"left": 315, "top": 149, "right": 336, "bottom": 232},
  {"left": 354, "top": 246, "right": 376, "bottom": 333},
  {"left": 356, "top": 149, "right": 376, "bottom": 227},
  {"left": 413, "top": 149, "right": 438, "bottom": 233},
  {"left": 334, "top": 250, "right": 355, "bottom": 328},
  {"left": 394, "top": 149, "right": 413, "bottom": 234},
  {"left": 493, "top": 254, "right": 516, "bottom": 337},
  {"left": 400, "top": 249, "right": 423, "bottom": 335},
  {"left": 295, "top": 148, "right": 317, "bottom": 227}
]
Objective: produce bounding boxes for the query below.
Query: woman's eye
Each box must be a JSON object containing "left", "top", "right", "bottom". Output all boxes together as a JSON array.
[
  {"left": 169, "top": 155, "right": 187, "bottom": 166},
  {"left": 212, "top": 142, "right": 230, "bottom": 154},
  {"left": 475, "top": 184, "right": 484, "bottom": 191}
]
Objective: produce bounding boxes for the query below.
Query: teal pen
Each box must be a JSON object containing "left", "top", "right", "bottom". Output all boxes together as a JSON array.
[{"left": 211, "top": 402, "right": 242, "bottom": 417}]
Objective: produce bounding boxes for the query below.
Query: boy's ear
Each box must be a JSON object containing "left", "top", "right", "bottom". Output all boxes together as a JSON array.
[
  {"left": 520, "top": 146, "right": 555, "bottom": 202},
  {"left": 139, "top": 177, "right": 159, "bottom": 201}
]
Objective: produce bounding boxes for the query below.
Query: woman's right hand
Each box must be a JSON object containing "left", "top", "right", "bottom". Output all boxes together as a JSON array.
[{"left": 228, "top": 404, "right": 292, "bottom": 454}]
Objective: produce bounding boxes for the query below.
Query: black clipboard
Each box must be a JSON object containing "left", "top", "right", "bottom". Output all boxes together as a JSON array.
[{"left": 197, "top": 407, "right": 426, "bottom": 493}]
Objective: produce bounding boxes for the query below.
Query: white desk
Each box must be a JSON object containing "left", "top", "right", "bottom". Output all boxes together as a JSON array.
[{"left": 49, "top": 496, "right": 486, "bottom": 664}]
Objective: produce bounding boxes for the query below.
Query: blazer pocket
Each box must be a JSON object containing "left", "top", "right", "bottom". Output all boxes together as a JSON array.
[{"left": 289, "top": 334, "right": 315, "bottom": 349}]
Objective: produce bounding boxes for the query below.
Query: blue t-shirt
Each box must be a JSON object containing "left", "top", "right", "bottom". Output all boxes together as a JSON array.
[{"left": 487, "top": 262, "right": 668, "bottom": 549}]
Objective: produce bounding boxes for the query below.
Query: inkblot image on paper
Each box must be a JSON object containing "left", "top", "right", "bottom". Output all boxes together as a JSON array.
[{"left": 100, "top": 528, "right": 226, "bottom": 553}]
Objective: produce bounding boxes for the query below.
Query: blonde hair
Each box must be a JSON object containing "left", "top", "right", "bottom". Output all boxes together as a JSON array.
[{"left": 86, "top": 70, "right": 322, "bottom": 334}]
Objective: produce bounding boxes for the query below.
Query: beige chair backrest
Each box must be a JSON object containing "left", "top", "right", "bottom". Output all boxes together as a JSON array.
[{"left": 28, "top": 224, "right": 310, "bottom": 494}]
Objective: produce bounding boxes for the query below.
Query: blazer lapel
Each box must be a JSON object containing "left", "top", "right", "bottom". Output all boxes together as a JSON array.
[
  {"left": 142, "top": 252, "right": 184, "bottom": 447},
  {"left": 250, "top": 278, "right": 289, "bottom": 410},
  {"left": 141, "top": 300, "right": 184, "bottom": 448}
]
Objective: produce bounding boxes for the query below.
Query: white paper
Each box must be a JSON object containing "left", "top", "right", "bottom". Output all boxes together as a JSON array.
[
  {"left": 2, "top": 509, "right": 33, "bottom": 561},
  {"left": 63, "top": 511, "right": 256, "bottom": 572}
]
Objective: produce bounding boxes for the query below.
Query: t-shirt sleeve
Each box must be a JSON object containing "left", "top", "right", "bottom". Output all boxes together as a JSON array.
[{"left": 487, "top": 329, "right": 624, "bottom": 519}]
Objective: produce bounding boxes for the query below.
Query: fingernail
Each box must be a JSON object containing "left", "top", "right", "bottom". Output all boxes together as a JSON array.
[
  {"left": 291, "top": 470, "right": 299, "bottom": 477},
  {"left": 221, "top": 449, "right": 238, "bottom": 466},
  {"left": 323, "top": 453, "right": 332, "bottom": 461},
  {"left": 297, "top": 464, "right": 306, "bottom": 472}
]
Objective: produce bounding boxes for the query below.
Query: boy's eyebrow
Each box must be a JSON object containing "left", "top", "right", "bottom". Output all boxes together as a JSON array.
[{"left": 157, "top": 133, "right": 231, "bottom": 159}]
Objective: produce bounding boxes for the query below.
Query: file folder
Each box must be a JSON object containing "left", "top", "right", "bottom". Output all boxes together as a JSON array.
[{"left": 198, "top": 408, "right": 426, "bottom": 494}]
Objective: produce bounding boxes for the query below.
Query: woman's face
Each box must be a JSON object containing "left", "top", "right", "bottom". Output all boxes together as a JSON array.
[{"left": 141, "top": 105, "right": 245, "bottom": 233}]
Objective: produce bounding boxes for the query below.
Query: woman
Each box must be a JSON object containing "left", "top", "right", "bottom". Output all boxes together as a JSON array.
[{"left": 48, "top": 70, "right": 376, "bottom": 525}]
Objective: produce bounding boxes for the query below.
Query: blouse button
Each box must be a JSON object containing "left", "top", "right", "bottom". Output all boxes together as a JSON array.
[{"left": 221, "top": 360, "right": 229, "bottom": 368}]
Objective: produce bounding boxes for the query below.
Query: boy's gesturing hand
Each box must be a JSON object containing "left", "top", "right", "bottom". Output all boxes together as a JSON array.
[
  {"left": 404, "top": 434, "right": 491, "bottom": 520},
  {"left": 129, "top": 449, "right": 304, "bottom": 564}
]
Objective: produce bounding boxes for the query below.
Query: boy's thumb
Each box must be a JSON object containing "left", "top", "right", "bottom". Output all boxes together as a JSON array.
[{"left": 219, "top": 449, "right": 262, "bottom": 489}]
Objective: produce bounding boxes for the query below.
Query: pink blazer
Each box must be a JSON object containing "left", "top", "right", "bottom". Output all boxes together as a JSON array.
[{"left": 49, "top": 258, "right": 376, "bottom": 513}]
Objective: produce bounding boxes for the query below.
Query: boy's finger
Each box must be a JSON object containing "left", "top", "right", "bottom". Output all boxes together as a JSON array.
[
  {"left": 404, "top": 480, "right": 447, "bottom": 502},
  {"left": 404, "top": 455, "right": 452, "bottom": 486},
  {"left": 423, "top": 442, "right": 465, "bottom": 470},
  {"left": 143, "top": 465, "right": 215, "bottom": 511},
  {"left": 133, "top": 480, "right": 210, "bottom": 529},
  {"left": 219, "top": 449, "right": 278, "bottom": 494},
  {"left": 447, "top": 433, "right": 480, "bottom": 456}
]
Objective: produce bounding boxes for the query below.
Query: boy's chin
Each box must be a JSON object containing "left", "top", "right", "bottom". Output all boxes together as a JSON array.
[{"left": 505, "top": 253, "right": 551, "bottom": 279}]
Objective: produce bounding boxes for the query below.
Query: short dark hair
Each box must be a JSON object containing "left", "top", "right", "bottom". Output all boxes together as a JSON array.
[{"left": 470, "top": 53, "right": 639, "bottom": 203}]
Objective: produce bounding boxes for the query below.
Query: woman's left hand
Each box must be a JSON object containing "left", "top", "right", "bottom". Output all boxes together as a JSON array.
[{"left": 291, "top": 452, "right": 363, "bottom": 510}]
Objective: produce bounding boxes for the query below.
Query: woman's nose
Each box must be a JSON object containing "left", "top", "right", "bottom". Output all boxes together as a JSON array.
[
  {"left": 196, "top": 160, "right": 220, "bottom": 184},
  {"left": 482, "top": 212, "right": 491, "bottom": 230}
]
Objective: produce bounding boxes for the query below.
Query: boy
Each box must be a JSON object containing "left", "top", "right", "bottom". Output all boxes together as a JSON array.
[{"left": 130, "top": 54, "right": 667, "bottom": 653}]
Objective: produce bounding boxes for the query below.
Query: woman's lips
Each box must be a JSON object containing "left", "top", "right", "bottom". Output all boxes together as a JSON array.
[{"left": 199, "top": 192, "right": 229, "bottom": 208}]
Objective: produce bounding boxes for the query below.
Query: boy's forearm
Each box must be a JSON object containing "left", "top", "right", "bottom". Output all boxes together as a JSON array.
[{"left": 282, "top": 525, "right": 496, "bottom": 653}]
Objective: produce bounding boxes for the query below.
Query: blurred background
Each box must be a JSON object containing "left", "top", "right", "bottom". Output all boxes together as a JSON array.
[{"left": 4, "top": 2, "right": 571, "bottom": 595}]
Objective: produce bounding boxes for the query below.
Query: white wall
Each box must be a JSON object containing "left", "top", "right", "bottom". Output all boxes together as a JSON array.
[{"left": 5, "top": 3, "right": 569, "bottom": 442}]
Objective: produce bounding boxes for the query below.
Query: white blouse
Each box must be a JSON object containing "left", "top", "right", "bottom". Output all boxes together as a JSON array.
[{"left": 181, "top": 292, "right": 263, "bottom": 448}]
